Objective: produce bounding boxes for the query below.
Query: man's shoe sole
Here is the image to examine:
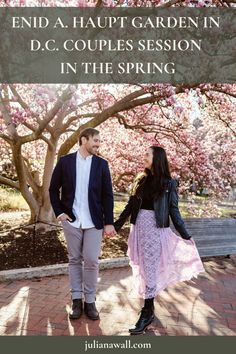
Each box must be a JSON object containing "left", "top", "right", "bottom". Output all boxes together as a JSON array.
[
  {"left": 69, "top": 314, "right": 82, "bottom": 320},
  {"left": 69, "top": 310, "right": 83, "bottom": 320}
]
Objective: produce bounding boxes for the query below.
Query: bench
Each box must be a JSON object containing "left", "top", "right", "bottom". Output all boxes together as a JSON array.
[{"left": 170, "top": 218, "right": 236, "bottom": 257}]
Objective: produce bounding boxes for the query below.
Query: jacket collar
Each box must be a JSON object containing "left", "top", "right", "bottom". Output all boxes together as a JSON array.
[{"left": 71, "top": 152, "right": 99, "bottom": 191}]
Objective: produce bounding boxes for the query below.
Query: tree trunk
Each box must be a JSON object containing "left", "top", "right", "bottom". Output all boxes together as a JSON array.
[
  {"left": 12, "top": 144, "right": 40, "bottom": 221},
  {"left": 12, "top": 142, "right": 59, "bottom": 226},
  {"left": 39, "top": 144, "right": 58, "bottom": 225},
  {"left": 38, "top": 203, "right": 56, "bottom": 224}
]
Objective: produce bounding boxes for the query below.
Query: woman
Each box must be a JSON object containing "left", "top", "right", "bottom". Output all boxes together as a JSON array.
[{"left": 114, "top": 146, "right": 205, "bottom": 335}]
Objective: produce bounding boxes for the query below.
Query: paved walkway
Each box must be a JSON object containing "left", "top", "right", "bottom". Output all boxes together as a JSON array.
[{"left": 0, "top": 257, "right": 236, "bottom": 336}]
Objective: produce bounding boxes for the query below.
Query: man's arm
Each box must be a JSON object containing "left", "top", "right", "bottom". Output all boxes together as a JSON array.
[
  {"left": 49, "top": 157, "right": 64, "bottom": 218},
  {"left": 101, "top": 160, "right": 114, "bottom": 225},
  {"left": 101, "top": 161, "right": 115, "bottom": 237}
]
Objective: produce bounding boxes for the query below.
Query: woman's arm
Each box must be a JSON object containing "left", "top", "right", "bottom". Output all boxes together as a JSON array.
[
  {"left": 169, "top": 180, "right": 191, "bottom": 240},
  {"left": 114, "top": 196, "right": 133, "bottom": 232}
]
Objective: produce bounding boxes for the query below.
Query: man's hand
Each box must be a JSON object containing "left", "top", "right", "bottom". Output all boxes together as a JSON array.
[
  {"left": 103, "top": 225, "right": 116, "bottom": 238},
  {"left": 57, "top": 213, "right": 72, "bottom": 222}
]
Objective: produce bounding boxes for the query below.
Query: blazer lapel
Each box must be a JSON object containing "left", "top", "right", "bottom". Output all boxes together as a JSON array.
[
  {"left": 89, "top": 155, "right": 99, "bottom": 189},
  {"left": 71, "top": 152, "right": 77, "bottom": 192}
]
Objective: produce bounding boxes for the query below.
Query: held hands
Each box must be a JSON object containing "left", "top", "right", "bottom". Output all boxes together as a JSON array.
[
  {"left": 103, "top": 224, "right": 116, "bottom": 238},
  {"left": 57, "top": 213, "right": 72, "bottom": 222}
]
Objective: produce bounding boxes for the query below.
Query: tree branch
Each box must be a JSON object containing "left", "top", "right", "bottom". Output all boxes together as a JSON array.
[
  {"left": 62, "top": 113, "right": 98, "bottom": 131},
  {"left": 57, "top": 90, "right": 158, "bottom": 157},
  {"left": 0, "top": 91, "right": 18, "bottom": 139},
  {"left": 22, "top": 157, "right": 41, "bottom": 194},
  {"left": 204, "top": 93, "right": 236, "bottom": 137},
  {"left": 18, "top": 87, "right": 74, "bottom": 145},
  {"left": 9, "top": 84, "right": 30, "bottom": 111},
  {"left": 202, "top": 87, "right": 236, "bottom": 99},
  {"left": 0, "top": 175, "right": 20, "bottom": 190},
  {"left": 159, "top": 0, "right": 185, "bottom": 8},
  {"left": 57, "top": 84, "right": 196, "bottom": 157},
  {"left": 39, "top": 135, "right": 55, "bottom": 149},
  {"left": 0, "top": 133, "right": 12, "bottom": 144},
  {"left": 115, "top": 113, "right": 191, "bottom": 150}
]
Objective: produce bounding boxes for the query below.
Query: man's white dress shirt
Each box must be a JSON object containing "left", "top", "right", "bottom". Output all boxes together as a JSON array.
[{"left": 59, "top": 151, "right": 95, "bottom": 229}]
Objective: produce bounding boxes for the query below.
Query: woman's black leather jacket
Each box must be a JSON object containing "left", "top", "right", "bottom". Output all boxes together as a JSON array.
[{"left": 114, "top": 178, "right": 191, "bottom": 240}]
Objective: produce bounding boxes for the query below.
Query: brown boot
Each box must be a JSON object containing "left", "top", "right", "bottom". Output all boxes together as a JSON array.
[
  {"left": 69, "top": 299, "right": 83, "bottom": 320},
  {"left": 84, "top": 302, "right": 99, "bottom": 320}
]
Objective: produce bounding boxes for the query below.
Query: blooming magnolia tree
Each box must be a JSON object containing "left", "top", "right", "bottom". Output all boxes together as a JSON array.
[
  {"left": 1, "top": 83, "right": 235, "bottom": 223},
  {"left": 99, "top": 86, "right": 236, "bottom": 194},
  {"left": 0, "top": 0, "right": 236, "bottom": 224},
  {"left": 1, "top": 0, "right": 236, "bottom": 8}
]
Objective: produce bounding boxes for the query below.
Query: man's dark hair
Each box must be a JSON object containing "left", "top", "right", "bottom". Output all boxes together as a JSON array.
[{"left": 79, "top": 128, "right": 100, "bottom": 146}]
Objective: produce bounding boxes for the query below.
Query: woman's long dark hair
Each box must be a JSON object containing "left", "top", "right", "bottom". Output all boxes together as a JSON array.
[{"left": 132, "top": 146, "right": 172, "bottom": 200}]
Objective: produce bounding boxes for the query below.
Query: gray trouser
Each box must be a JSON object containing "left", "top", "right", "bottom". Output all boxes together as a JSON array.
[{"left": 62, "top": 221, "right": 103, "bottom": 303}]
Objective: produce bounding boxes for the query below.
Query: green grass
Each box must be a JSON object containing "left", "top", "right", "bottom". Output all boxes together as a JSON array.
[
  {"left": 1, "top": 187, "right": 235, "bottom": 218},
  {"left": 0, "top": 187, "right": 29, "bottom": 212},
  {"left": 218, "top": 207, "right": 236, "bottom": 218},
  {"left": 114, "top": 201, "right": 127, "bottom": 215},
  {"left": 115, "top": 200, "right": 235, "bottom": 219},
  {"left": 114, "top": 200, "right": 195, "bottom": 218}
]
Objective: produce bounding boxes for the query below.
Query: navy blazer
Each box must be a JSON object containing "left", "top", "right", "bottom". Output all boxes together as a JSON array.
[{"left": 49, "top": 152, "right": 114, "bottom": 229}]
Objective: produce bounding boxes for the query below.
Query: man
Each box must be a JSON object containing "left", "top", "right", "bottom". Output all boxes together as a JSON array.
[{"left": 49, "top": 127, "right": 116, "bottom": 320}]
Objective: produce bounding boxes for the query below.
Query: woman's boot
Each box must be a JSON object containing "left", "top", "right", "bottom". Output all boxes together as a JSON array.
[{"left": 129, "top": 299, "right": 154, "bottom": 335}]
